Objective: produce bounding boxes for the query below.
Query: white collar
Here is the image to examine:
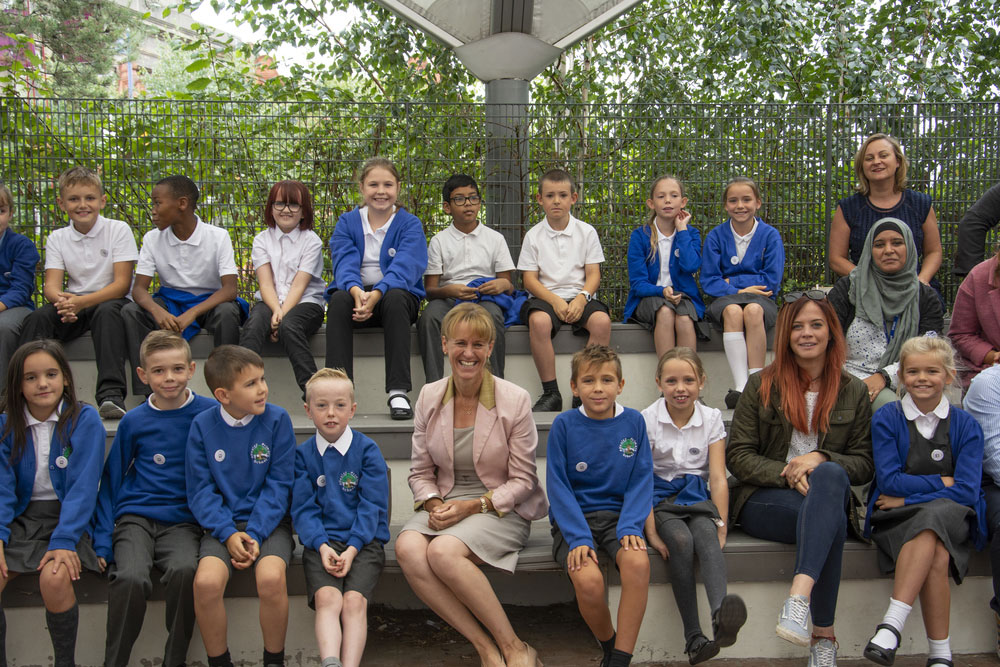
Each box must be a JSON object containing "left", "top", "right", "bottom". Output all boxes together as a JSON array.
[
  {"left": 270, "top": 225, "right": 302, "bottom": 242},
  {"left": 68, "top": 215, "right": 106, "bottom": 240},
  {"left": 901, "top": 394, "right": 950, "bottom": 421},
  {"left": 360, "top": 206, "right": 395, "bottom": 236},
  {"left": 577, "top": 402, "right": 625, "bottom": 418},
  {"left": 732, "top": 218, "right": 759, "bottom": 241},
  {"left": 220, "top": 405, "right": 255, "bottom": 427},
  {"left": 166, "top": 215, "right": 204, "bottom": 246},
  {"left": 317, "top": 426, "right": 353, "bottom": 457},
  {"left": 24, "top": 403, "right": 61, "bottom": 427},
  {"left": 448, "top": 222, "right": 482, "bottom": 237},
  {"left": 656, "top": 399, "right": 704, "bottom": 429},
  {"left": 543, "top": 215, "right": 576, "bottom": 237},
  {"left": 147, "top": 388, "right": 195, "bottom": 412}
]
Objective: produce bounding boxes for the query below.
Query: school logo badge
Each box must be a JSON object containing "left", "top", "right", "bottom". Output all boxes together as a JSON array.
[
  {"left": 61, "top": 444, "right": 73, "bottom": 459},
  {"left": 339, "top": 471, "right": 359, "bottom": 492},
  {"left": 619, "top": 437, "right": 637, "bottom": 458},
  {"left": 251, "top": 443, "right": 271, "bottom": 464}
]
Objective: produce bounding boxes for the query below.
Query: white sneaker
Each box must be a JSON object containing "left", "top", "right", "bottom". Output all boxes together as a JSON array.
[
  {"left": 776, "top": 595, "right": 811, "bottom": 646},
  {"left": 808, "top": 637, "right": 838, "bottom": 667}
]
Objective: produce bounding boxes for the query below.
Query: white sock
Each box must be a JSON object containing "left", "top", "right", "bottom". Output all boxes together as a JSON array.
[
  {"left": 748, "top": 367, "right": 763, "bottom": 377},
  {"left": 388, "top": 390, "right": 409, "bottom": 410},
  {"left": 928, "top": 636, "right": 951, "bottom": 661},
  {"left": 871, "top": 597, "right": 911, "bottom": 650},
  {"left": 723, "top": 332, "right": 749, "bottom": 391}
]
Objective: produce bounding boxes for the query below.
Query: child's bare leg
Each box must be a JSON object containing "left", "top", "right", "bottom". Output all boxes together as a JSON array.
[
  {"left": 892, "top": 530, "right": 941, "bottom": 604},
  {"left": 653, "top": 306, "right": 675, "bottom": 359},
  {"left": 568, "top": 561, "right": 615, "bottom": 643},
  {"left": 427, "top": 536, "right": 528, "bottom": 664},
  {"left": 743, "top": 303, "right": 766, "bottom": 370},
  {"left": 38, "top": 565, "right": 75, "bottom": 613},
  {"left": 396, "top": 532, "right": 504, "bottom": 666},
  {"left": 614, "top": 549, "right": 650, "bottom": 653},
  {"left": 256, "top": 556, "right": 289, "bottom": 653},
  {"left": 193, "top": 557, "right": 230, "bottom": 655},
  {"left": 721, "top": 304, "right": 745, "bottom": 334},
  {"left": 919, "top": 540, "right": 952, "bottom": 640},
  {"left": 586, "top": 311, "right": 612, "bottom": 347},
  {"left": 528, "top": 311, "right": 557, "bottom": 382},
  {"left": 676, "top": 315, "right": 697, "bottom": 351},
  {"left": 39, "top": 564, "right": 79, "bottom": 667},
  {"left": 340, "top": 591, "right": 368, "bottom": 667},
  {"left": 314, "top": 587, "right": 343, "bottom": 661}
]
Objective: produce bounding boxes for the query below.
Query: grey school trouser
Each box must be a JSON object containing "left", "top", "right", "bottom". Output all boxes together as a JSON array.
[
  {"left": 417, "top": 298, "right": 506, "bottom": 383},
  {"left": 104, "top": 515, "right": 201, "bottom": 667}
]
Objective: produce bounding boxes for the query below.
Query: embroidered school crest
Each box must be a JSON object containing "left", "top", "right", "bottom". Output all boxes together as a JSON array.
[
  {"left": 619, "top": 437, "right": 637, "bottom": 458},
  {"left": 250, "top": 443, "right": 271, "bottom": 464},
  {"left": 339, "top": 471, "right": 359, "bottom": 492}
]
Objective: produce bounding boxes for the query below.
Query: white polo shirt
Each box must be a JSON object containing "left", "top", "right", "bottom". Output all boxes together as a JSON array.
[
  {"left": 136, "top": 217, "right": 238, "bottom": 295},
  {"left": 250, "top": 226, "right": 326, "bottom": 307},
  {"left": 641, "top": 399, "right": 726, "bottom": 483},
  {"left": 359, "top": 206, "right": 396, "bottom": 287},
  {"left": 425, "top": 222, "right": 515, "bottom": 286},
  {"left": 516, "top": 215, "right": 605, "bottom": 300},
  {"left": 44, "top": 215, "right": 138, "bottom": 295},
  {"left": 732, "top": 219, "right": 758, "bottom": 263}
]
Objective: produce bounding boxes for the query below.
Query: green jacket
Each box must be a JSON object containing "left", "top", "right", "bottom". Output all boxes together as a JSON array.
[{"left": 726, "top": 370, "right": 874, "bottom": 525}]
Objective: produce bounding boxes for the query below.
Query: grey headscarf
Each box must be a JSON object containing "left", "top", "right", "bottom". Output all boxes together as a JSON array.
[{"left": 847, "top": 217, "right": 920, "bottom": 369}]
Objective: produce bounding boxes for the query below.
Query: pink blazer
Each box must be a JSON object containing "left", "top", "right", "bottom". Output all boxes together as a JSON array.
[
  {"left": 950, "top": 257, "right": 1000, "bottom": 386},
  {"left": 408, "top": 375, "right": 548, "bottom": 521}
]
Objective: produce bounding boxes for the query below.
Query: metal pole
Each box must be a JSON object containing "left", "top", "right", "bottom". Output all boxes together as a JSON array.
[{"left": 485, "top": 78, "right": 529, "bottom": 263}]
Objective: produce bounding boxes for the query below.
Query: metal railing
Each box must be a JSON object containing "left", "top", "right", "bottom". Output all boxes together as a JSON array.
[{"left": 2, "top": 97, "right": 998, "bottom": 315}]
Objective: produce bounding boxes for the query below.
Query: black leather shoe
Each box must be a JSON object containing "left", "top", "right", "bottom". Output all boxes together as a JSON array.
[
  {"left": 685, "top": 634, "right": 719, "bottom": 665},
  {"left": 725, "top": 389, "right": 742, "bottom": 409},
  {"left": 712, "top": 594, "right": 747, "bottom": 648},
  {"left": 388, "top": 394, "right": 413, "bottom": 420},
  {"left": 532, "top": 391, "right": 563, "bottom": 412},
  {"left": 863, "top": 624, "right": 901, "bottom": 666}
]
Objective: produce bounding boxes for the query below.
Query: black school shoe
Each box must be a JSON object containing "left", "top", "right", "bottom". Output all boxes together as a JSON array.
[
  {"left": 532, "top": 390, "right": 563, "bottom": 412},
  {"left": 724, "top": 389, "right": 742, "bottom": 409},
  {"left": 387, "top": 394, "right": 413, "bottom": 420},
  {"left": 685, "top": 634, "right": 719, "bottom": 665},
  {"left": 712, "top": 594, "right": 747, "bottom": 648}
]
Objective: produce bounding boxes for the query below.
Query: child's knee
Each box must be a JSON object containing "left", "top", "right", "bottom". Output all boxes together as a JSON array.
[
  {"left": 342, "top": 591, "right": 368, "bottom": 617},
  {"left": 931, "top": 541, "right": 951, "bottom": 574},
  {"left": 528, "top": 310, "right": 552, "bottom": 334},
  {"left": 676, "top": 315, "right": 694, "bottom": 330},
  {"left": 616, "top": 550, "right": 651, "bottom": 583},
  {"left": 314, "top": 586, "right": 343, "bottom": 613},
  {"left": 722, "top": 304, "right": 744, "bottom": 327},
  {"left": 743, "top": 303, "right": 764, "bottom": 323},
  {"left": 655, "top": 306, "right": 675, "bottom": 325},
  {"left": 39, "top": 567, "right": 74, "bottom": 600},
  {"left": 193, "top": 561, "right": 229, "bottom": 600},
  {"left": 255, "top": 559, "right": 288, "bottom": 601},
  {"left": 569, "top": 564, "right": 606, "bottom": 600}
]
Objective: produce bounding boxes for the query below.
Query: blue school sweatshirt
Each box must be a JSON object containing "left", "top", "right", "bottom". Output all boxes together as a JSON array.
[
  {"left": 325, "top": 207, "right": 428, "bottom": 299},
  {"left": 0, "top": 404, "right": 105, "bottom": 551},
  {"left": 623, "top": 224, "right": 705, "bottom": 321},
  {"left": 92, "top": 394, "right": 217, "bottom": 561},
  {"left": 700, "top": 218, "right": 784, "bottom": 298},
  {"left": 546, "top": 407, "right": 653, "bottom": 551},
  {"left": 292, "top": 428, "right": 390, "bottom": 552},
  {"left": 0, "top": 229, "right": 40, "bottom": 310},
  {"left": 185, "top": 403, "right": 295, "bottom": 545},
  {"left": 865, "top": 401, "right": 987, "bottom": 547}
]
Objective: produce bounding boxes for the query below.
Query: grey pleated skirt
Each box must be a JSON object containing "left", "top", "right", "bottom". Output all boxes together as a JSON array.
[
  {"left": 870, "top": 497, "right": 974, "bottom": 583},
  {"left": 3, "top": 500, "right": 101, "bottom": 573}
]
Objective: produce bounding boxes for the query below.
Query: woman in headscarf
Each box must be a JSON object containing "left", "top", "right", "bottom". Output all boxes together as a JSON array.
[{"left": 827, "top": 217, "right": 944, "bottom": 410}]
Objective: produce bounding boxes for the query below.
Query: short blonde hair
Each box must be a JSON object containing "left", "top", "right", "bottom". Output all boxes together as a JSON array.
[
  {"left": 898, "top": 335, "right": 956, "bottom": 385},
  {"left": 854, "top": 133, "right": 908, "bottom": 196},
  {"left": 441, "top": 303, "right": 496, "bottom": 344},
  {"left": 139, "top": 330, "right": 191, "bottom": 367},
  {"left": 656, "top": 347, "right": 705, "bottom": 382},
  {"left": 571, "top": 344, "right": 622, "bottom": 384},
  {"left": 57, "top": 166, "right": 102, "bottom": 194},
  {"left": 305, "top": 367, "right": 355, "bottom": 402}
]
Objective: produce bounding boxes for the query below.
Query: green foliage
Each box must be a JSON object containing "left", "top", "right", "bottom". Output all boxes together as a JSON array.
[{"left": 0, "top": 0, "right": 145, "bottom": 97}]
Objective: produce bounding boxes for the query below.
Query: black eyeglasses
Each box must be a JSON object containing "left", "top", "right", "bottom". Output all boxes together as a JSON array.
[
  {"left": 449, "top": 195, "right": 481, "bottom": 206},
  {"left": 783, "top": 289, "right": 827, "bottom": 304},
  {"left": 273, "top": 201, "right": 302, "bottom": 212}
]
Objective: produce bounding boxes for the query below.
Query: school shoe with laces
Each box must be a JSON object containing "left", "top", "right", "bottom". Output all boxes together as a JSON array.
[
  {"left": 809, "top": 637, "right": 838, "bottom": 667},
  {"left": 776, "top": 594, "right": 811, "bottom": 646},
  {"left": 532, "top": 391, "right": 562, "bottom": 412},
  {"left": 98, "top": 397, "right": 127, "bottom": 420}
]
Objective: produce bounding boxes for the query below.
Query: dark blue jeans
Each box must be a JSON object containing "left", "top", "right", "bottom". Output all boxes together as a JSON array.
[
  {"left": 984, "top": 482, "right": 1000, "bottom": 613},
  {"left": 738, "top": 461, "right": 850, "bottom": 627}
]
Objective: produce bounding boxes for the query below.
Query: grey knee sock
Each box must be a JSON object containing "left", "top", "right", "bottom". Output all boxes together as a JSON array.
[
  {"left": 689, "top": 515, "right": 729, "bottom": 613},
  {"left": 46, "top": 604, "right": 79, "bottom": 667},
  {"left": 658, "top": 518, "right": 703, "bottom": 640}
]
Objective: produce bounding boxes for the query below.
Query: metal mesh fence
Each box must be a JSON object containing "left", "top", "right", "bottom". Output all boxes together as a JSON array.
[{"left": 1, "top": 97, "right": 998, "bottom": 315}]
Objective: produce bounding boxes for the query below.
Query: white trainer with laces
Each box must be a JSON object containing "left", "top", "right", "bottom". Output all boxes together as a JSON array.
[
  {"left": 776, "top": 595, "right": 811, "bottom": 646},
  {"left": 808, "top": 637, "right": 838, "bottom": 667}
]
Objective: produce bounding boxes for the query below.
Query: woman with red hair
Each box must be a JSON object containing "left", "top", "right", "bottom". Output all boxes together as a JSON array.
[{"left": 726, "top": 294, "right": 874, "bottom": 667}]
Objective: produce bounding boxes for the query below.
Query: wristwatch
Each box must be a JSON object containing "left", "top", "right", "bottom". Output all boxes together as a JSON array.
[
  {"left": 713, "top": 518, "right": 725, "bottom": 528},
  {"left": 479, "top": 497, "right": 489, "bottom": 514},
  {"left": 579, "top": 290, "right": 593, "bottom": 302}
]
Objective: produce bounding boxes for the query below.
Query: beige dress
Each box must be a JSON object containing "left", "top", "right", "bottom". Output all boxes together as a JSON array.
[{"left": 402, "top": 426, "right": 531, "bottom": 572}]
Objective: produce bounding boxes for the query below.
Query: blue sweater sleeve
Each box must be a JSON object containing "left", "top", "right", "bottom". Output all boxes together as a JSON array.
[
  {"left": 348, "top": 438, "right": 390, "bottom": 551},
  {"left": 330, "top": 210, "right": 364, "bottom": 293},
  {"left": 758, "top": 225, "right": 785, "bottom": 295},
  {"left": 872, "top": 405, "right": 946, "bottom": 497},
  {"left": 245, "top": 409, "right": 295, "bottom": 544},
  {"left": 186, "top": 416, "right": 237, "bottom": 543},
  {"left": 291, "top": 444, "right": 328, "bottom": 551},
  {"left": 674, "top": 227, "right": 703, "bottom": 275},
  {"left": 626, "top": 227, "right": 664, "bottom": 300},
  {"left": 545, "top": 415, "right": 594, "bottom": 552},
  {"left": 617, "top": 414, "right": 654, "bottom": 541},
  {"left": 93, "top": 417, "right": 138, "bottom": 561},
  {"left": 50, "top": 406, "right": 106, "bottom": 551},
  {"left": 374, "top": 212, "right": 428, "bottom": 298},
  {"left": 906, "top": 411, "right": 984, "bottom": 507},
  {"left": 699, "top": 226, "right": 737, "bottom": 297},
  {"left": 0, "top": 416, "right": 18, "bottom": 545},
  {"left": 0, "top": 233, "right": 40, "bottom": 310}
]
